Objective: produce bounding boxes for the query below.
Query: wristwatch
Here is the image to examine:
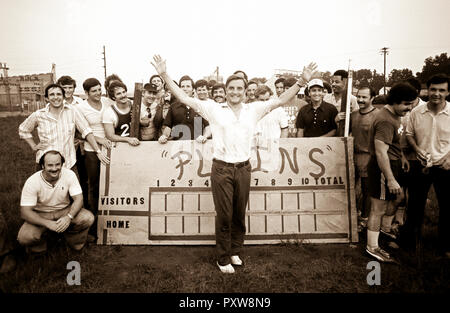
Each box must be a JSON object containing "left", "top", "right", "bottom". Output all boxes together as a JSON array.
[
  {"left": 67, "top": 213, "right": 74, "bottom": 220},
  {"left": 96, "top": 149, "right": 101, "bottom": 154}
]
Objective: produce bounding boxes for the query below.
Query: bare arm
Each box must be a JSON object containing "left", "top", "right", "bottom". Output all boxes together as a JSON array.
[
  {"left": 104, "top": 123, "right": 140, "bottom": 146},
  {"left": 374, "top": 139, "right": 401, "bottom": 195},
  {"left": 296, "top": 128, "right": 304, "bottom": 138},
  {"left": 280, "top": 128, "right": 289, "bottom": 138},
  {"left": 151, "top": 55, "right": 201, "bottom": 112},
  {"left": 85, "top": 133, "right": 112, "bottom": 163},
  {"left": 21, "top": 205, "right": 58, "bottom": 232}
]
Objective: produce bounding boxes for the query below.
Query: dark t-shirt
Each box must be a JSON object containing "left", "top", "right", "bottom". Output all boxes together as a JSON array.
[
  {"left": 350, "top": 107, "right": 379, "bottom": 154},
  {"left": 295, "top": 101, "right": 338, "bottom": 137},
  {"left": 368, "top": 106, "right": 402, "bottom": 160},
  {"left": 112, "top": 105, "right": 132, "bottom": 137},
  {"left": 163, "top": 101, "right": 209, "bottom": 140}
]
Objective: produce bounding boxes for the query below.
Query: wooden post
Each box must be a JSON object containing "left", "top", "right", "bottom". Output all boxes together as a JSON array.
[
  {"left": 130, "top": 82, "right": 143, "bottom": 139},
  {"left": 344, "top": 70, "right": 353, "bottom": 137}
]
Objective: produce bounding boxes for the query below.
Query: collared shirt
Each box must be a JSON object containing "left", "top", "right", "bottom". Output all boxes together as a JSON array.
[
  {"left": 296, "top": 101, "right": 338, "bottom": 137},
  {"left": 255, "top": 107, "right": 289, "bottom": 141},
  {"left": 20, "top": 168, "right": 82, "bottom": 213},
  {"left": 406, "top": 101, "right": 450, "bottom": 164},
  {"left": 19, "top": 104, "right": 93, "bottom": 169},
  {"left": 63, "top": 95, "right": 84, "bottom": 107},
  {"left": 163, "top": 100, "right": 209, "bottom": 140},
  {"left": 324, "top": 93, "right": 359, "bottom": 112},
  {"left": 140, "top": 101, "right": 159, "bottom": 140},
  {"left": 193, "top": 99, "right": 276, "bottom": 163}
]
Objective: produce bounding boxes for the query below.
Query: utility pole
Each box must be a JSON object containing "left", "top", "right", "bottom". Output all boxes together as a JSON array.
[
  {"left": 380, "top": 47, "right": 389, "bottom": 96},
  {"left": 0, "top": 62, "right": 12, "bottom": 112},
  {"left": 216, "top": 66, "right": 219, "bottom": 82},
  {"left": 102, "top": 45, "right": 107, "bottom": 81}
]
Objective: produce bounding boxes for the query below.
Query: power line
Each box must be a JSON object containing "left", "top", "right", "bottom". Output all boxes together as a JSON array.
[{"left": 102, "top": 45, "right": 107, "bottom": 81}]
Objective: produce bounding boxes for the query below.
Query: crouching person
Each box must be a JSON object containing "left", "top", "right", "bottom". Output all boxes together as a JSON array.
[{"left": 17, "top": 150, "right": 94, "bottom": 253}]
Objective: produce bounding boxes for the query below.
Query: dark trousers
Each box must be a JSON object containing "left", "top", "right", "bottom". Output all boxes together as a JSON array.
[
  {"left": 211, "top": 159, "right": 251, "bottom": 266},
  {"left": 76, "top": 146, "right": 90, "bottom": 211},
  {"left": 403, "top": 160, "right": 450, "bottom": 252},
  {"left": 84, "top": 151, "right": 100, "bottom": 237}
]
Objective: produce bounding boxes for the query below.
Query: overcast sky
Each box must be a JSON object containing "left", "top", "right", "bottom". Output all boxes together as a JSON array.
[{"left": 1, "top": 0, "right": 449, "bottom": 93}]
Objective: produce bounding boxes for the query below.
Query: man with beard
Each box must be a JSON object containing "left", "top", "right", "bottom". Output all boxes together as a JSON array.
[
  {"left": 296, "top": 79, "right": 338, "bottom": 138},
  {"left": 366, "top": 82, "right": 416, "bottom": 262},
  {"left": 17, "top": 150, "right": 94, "bottom": 254},
  {"left": 140, "top": 83, "right": 159, "bottom": 141},
  {"left": 102, "top": 81, "right": 140, "bottom": 146},
  {"left": 212, "top": 83, "right": 226, "bottom": 103},
  {"left": 350, "top": 86, "right": 378, "bottom": 231},
  {"left": 151, "top": 55, "right": 316, "bottom": 274},
  {"left": 403, "top": 74, "right": 450, "bottom": 258}
]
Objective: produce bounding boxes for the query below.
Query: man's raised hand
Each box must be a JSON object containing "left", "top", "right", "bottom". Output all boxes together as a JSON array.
[
  {"left": 301, "top": 62, "right": 318, "bottom": 84},
  {"left": 151, "top": 55, "right": 167, "bottom": 75}
]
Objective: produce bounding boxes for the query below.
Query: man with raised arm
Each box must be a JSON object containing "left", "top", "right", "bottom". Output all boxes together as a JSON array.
[{"left": 151, "top": 55, "right": 316, "bottom": 274}]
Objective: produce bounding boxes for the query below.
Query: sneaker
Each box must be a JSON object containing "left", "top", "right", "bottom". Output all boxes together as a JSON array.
[
  {"left": 230, "top": 255, "right": 243, "bottom": 266},
  {"left": 217, "top": 262, "right": 235, "bottom": 274},
  {"left": 380, "top": 228, "right": 398, "bottom": 240},
  {"left": 366, "top": 246, "right": 395, "bottom": 263}
]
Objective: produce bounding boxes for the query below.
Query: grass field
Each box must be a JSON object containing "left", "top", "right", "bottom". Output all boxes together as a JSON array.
[{"left": 0, "top": 116, "right": 449, "bottom": 293}]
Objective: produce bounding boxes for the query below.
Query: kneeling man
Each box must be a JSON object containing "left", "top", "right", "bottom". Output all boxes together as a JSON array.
[{"left": 17, "top": 150, "right": 94, "bottom": 253}]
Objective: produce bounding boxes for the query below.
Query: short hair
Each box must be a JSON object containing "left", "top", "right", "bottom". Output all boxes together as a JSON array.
[
  {"left": 323, "top": 82, "right": 332, "bottom": 93},
  {"left": 405, "top": 77, "right": 421, "bottom": 93},
  {"left": 105, "top": 74, "right": 122, "bottom": 90},
  {"left": 386, "top": 82, "right": 418, "bottom": 105},
  {"left": 255, "top": 85, "right": 273, "bottom": 98},
  {"left": 149, "top": 74, "right": 165, "bottom": 87},
  {"left": 357, "top": 85, "right": 376, "bottom": 98},
  {"left": 56, "top": 76, "right": 76, "bottom": 88},
  {"left": 284, "top": 77, "right": 298, "bottom": 88},
  {"left": 194, "top": 79, "right": 208, "bottom": 90},
  {"left": 233, "top": 70, "right": 248, "bottom": 82},
  {"left": 426, "top": 73, "right": 450, "bottom": 89},
  {"left": 274, "top": 77, "right": 285, "bottom": 86},
  {"left": 179, "top": 75, "right": 194, "bottom": 88},
  {"left": 83, "top": 78, "right": 102, "bottom": 93},
  {"left": 333, "top": 70, "right": 348, "bottom": 80},
  {"left": 108, "top": 80, "right": 128, "bottom": 100},
  {"left": 44, "top": 84, "right": 65, "bottom": 98},
  {"left": 225, "top": 74, "right": 248, "bottom": 89},
  {"left": 208, "top": 80, "right": 217, "bottom": 88},
  {"left": 248, "top": 79, "right": 258, "bottom": 87},
  {"left": 212, "top": 83, "right": 226, "bottom": 95},
  {"left": 39, "top": 150, "right": 65, "bottom": 168}
]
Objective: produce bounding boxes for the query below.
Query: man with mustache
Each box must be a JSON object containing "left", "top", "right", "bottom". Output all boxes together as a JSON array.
[
  {"left": 17, "top": 150, "right": 94, "bottom": 254},
  {"left": 403, "top": 74, "right": 450, "bottom": 258},
  {"left": 102, "top": 81, "right": 140, "bottom": 146},
  {"left": 212, "top": 83, "right": 226, "bottom": 104},
  {"left": 350, "top": 86, "right": 378, "bottom": 231},
  {"left": 366, "top": 82, "right": 416, "bottom": 262}
]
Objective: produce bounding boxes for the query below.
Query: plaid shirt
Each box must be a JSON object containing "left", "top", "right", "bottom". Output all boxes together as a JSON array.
[{"left": 19, "top": 103, "right": 93, "bottom": 168}]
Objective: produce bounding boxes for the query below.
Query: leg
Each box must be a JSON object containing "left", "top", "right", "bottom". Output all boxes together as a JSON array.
[
  {"left": 432, "top": 167, "right": 450, "bottom": 254},
  {"left": 211, "top": 162, "right": 234, "bottom": 266},
  {"left": 63, "top": 209, "right": 94, "bottom": 250},
  {"left": 230, "top": 163, "right": 251, "bottom": 257},
  {"left": 360, "top": 177, "right": 371, "bottom": 219},
  {"left": 84, "top": 151, "right": 100, "bottom": 237},
  {"left": 17, "top": 222, "right": 48, "bottom": 253},
  {"left": 76, "top": 146, "right": 90, "bottom": 211}
]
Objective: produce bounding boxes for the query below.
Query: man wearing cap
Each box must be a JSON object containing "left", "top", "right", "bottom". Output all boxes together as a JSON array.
[
  {"left": 17, "top": 150, "right": 94, "bottom": 254},
  {"left": 296, "top": 79, "right": 338, "bottom": 137},
  {"left": 140, "top": 83, "right": 159, "bottom": 141},
  {"left": 151, "top": 55, "right": 316, "bottom": 274}
]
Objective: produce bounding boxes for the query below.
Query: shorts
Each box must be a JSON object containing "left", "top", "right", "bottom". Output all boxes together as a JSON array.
[{"left": 368, "top": 156, "right": 403, "bottom": 201}]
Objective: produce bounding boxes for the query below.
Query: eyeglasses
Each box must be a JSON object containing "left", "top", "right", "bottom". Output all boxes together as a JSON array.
[{"left": 146, "top": 107, "right": 152, "bottom": 118}]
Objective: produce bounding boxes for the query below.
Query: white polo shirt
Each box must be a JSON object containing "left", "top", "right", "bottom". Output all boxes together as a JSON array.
[
  {"left": 193, "top": 99, "right": 277, "bottom": 163},
  {"left": 20, "top": 168, "right": 82, "bottom": 213},
  {"left": 406, "top": 101, "right": 450, "bottom": 164}
]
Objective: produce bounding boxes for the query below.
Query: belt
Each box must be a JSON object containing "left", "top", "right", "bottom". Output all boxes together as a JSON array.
[{"left": 213, "top": 158, "right": 249, "bottom": 168}]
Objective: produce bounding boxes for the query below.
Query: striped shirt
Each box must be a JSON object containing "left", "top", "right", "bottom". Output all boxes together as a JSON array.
[{"left": 18, "top": 104, "right": 93, "bottom": 168}]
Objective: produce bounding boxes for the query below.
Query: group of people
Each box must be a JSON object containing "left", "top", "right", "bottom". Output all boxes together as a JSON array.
[{"left": 0, "top": 55, "right": 448, "bottom": 274}]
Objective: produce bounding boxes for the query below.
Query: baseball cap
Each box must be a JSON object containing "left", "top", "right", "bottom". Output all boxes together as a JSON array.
[
  {"left": 143, "top": 83, "right": 158, "bottom": 93},
  {"left": 308, "top": 78, "right": 324, "bottom": 90}
]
